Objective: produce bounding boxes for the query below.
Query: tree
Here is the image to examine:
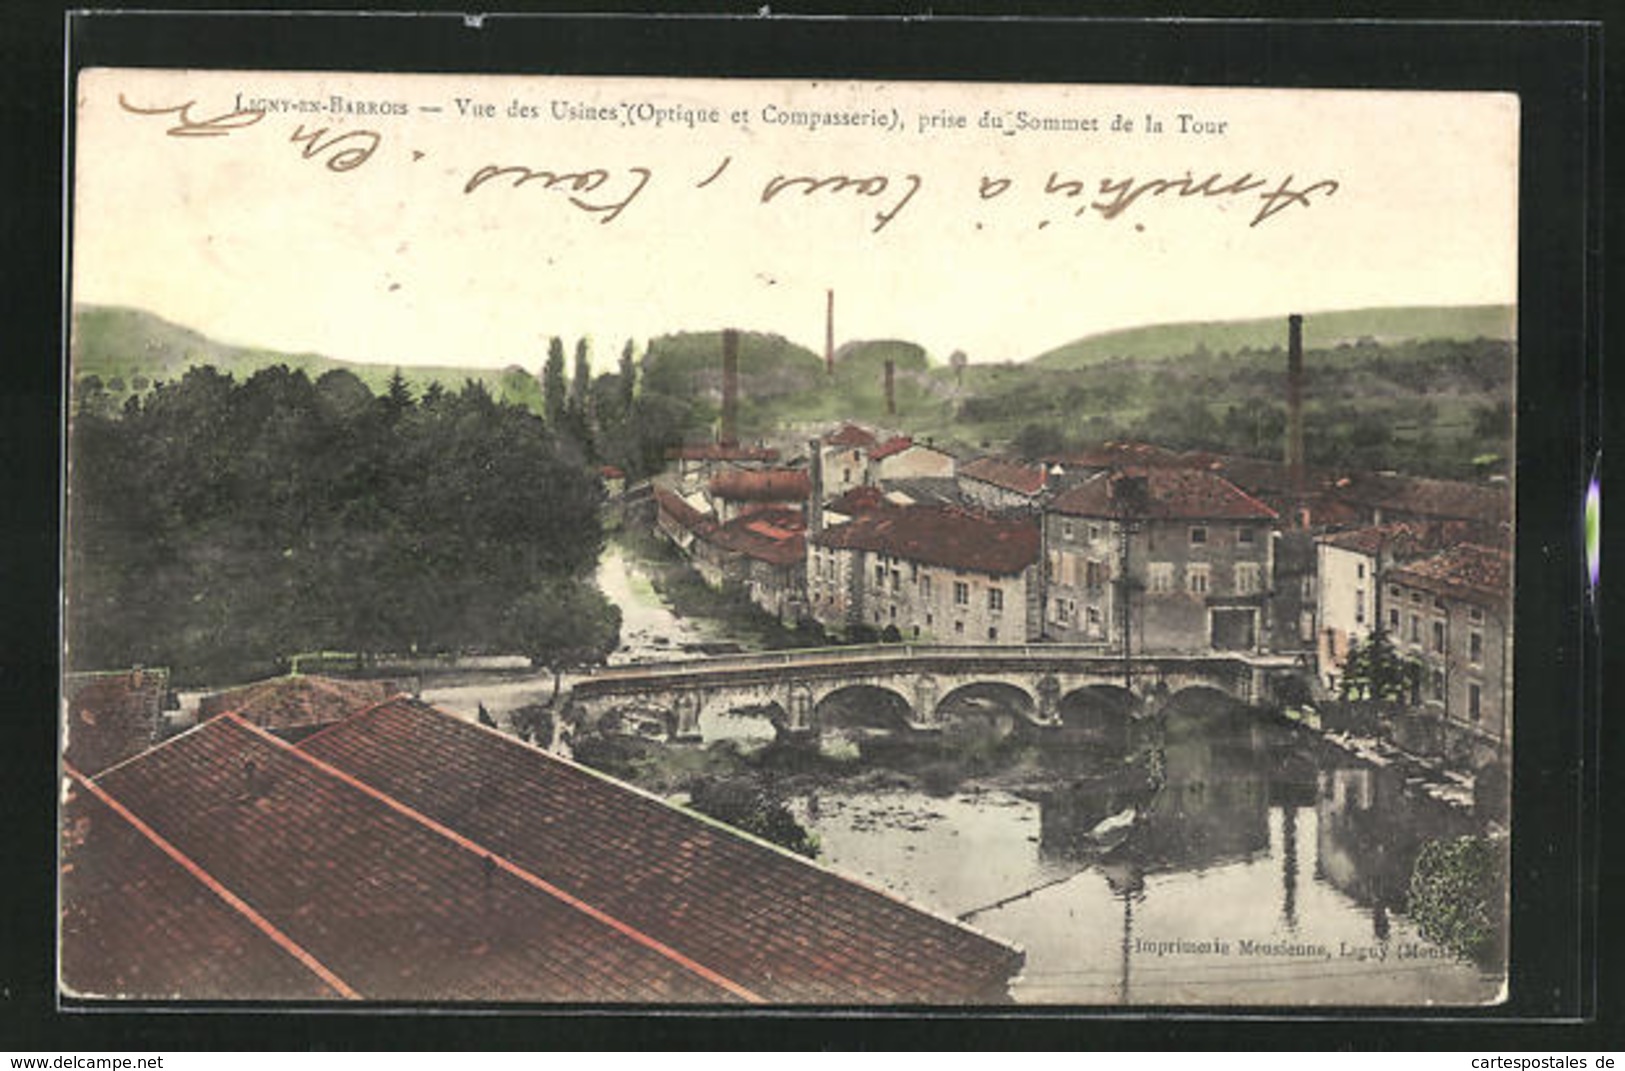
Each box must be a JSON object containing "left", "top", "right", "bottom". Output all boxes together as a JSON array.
[
  {"left": 618, "top": 339, "right": 637, "bottom": 413},
  {"left": 505, "top": 577, "right": 622, "bottom": 703},
  {"left": 384, "top": 368, "right": 414, "bottom": 418},
  {"left": 543, "top": 337, "right": 567, "bottom": 428},
  {"left": 949, "top": 349, "right": 968, "bottom": 387},
  {"left": 570, "top": 338, "right": 592, "bottom": 418},
  {"left": 687, "top": 778, "right": 820, "bottom": 858},
  {"left": 1337, "top": 627, "right": 1421, "bottom": 702}
]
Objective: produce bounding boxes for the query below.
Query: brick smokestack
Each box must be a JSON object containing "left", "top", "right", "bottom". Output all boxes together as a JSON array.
[
  {"left": 1286, "top": 314, "right": 1305, "bottom": 528},
  {"left": 721, "top": 328, "right": 740, "bottom": 448},
  {"left": 825, "top": 289, "right": 835, "bottom": 376},
  {"left": 884, "top": 359, "right": 896, "bottom": 416}
]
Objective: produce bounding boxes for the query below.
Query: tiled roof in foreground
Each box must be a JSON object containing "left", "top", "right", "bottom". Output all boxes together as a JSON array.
[
  {"left": 59, "top": 770, "right": 342, "bottom": 1001},
  {"left": 64, "top": 700, "right": 1023, "bottom": 1004},
  {"left": 298, "top": 699, "right": 1024, "bottom": 1004},
  {"left": 84, "top": 715, "right": 747, "bottom": 1003},
  {"left": 197, "top": 674, "right": 399, "bottom": 739}
]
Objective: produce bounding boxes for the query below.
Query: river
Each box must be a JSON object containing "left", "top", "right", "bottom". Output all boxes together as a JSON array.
[{"left": 435, "top": 534, "right": 1505, "bottom": 1006}]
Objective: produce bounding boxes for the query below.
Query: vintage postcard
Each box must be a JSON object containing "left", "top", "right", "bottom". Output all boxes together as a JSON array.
[{"left": 62, "top": 67, "right": 1517, "bottom": 1007}]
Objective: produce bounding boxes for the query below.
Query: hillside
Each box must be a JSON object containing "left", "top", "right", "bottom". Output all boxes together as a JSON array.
[
  {"left": 1030, "top": 305, "right": 1516, "bottom": 371},
  {"left": 71, "top": 305, "right": 546, "bottom": 411}
]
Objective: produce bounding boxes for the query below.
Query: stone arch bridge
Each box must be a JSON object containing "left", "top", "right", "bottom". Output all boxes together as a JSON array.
[{"left": 567, "top": 644, "right": 1304, "bottom": 741}]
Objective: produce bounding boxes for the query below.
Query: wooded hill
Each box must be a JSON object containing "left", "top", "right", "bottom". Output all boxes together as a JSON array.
[{"left": 71, "top": 303, "right": 1516, "bottom": 480}]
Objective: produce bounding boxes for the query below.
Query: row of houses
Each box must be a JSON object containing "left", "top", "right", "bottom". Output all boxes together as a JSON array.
[{"left": 655, "top": 425, "right": 1512, "bottom": 768}]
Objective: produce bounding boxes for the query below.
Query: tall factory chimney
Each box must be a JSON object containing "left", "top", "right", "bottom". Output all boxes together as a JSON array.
[
  {"left": 1286, "top": 314, "right": 1305, "bottom": 528},
  {"left": 721, "top": 327, "right": 740, "bottom": 448},
  {"left": 825, "top": 289, "right": 836, "bottom": 376},
  {"left": 884, "top": 359, "right": 897, "bottom": 416}
]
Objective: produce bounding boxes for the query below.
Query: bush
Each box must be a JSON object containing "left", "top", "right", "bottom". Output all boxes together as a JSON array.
[
  {"left": 687, "top": 777, "right": 820, "bottom": 858},
  {"left": 1407, "top": 835, "right": 1504, "bottom": 965}
]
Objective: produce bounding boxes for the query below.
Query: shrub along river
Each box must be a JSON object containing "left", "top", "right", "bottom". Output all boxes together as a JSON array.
[{"left": 424, "top": 533, "right": 1505, "bottom": 1007}]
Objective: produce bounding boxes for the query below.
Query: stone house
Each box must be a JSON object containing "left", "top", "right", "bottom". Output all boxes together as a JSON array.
[{"left": 1042, "top": 468, "right": 1278, "bottom": 653}]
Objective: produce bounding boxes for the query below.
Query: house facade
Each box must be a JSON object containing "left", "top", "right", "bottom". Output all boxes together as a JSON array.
[
  {"left": 807, "top": 504, "right": 1041, "bottom": 643},
  {"left": 1385, "top": 543, "right": 1511, "bottom": 768},
  {"left": 1042, "top": 468, "right": 1278, "bottom": 654}
]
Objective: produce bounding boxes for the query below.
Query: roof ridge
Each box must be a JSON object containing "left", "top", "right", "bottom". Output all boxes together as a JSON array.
[
  {"left": 408, "top": 703, "right": 1025, "bottom": 962},
  {"left": 63, "top": 761, "right": 360, "bottom": 1001},
  {"left": 227, "top": 710, "right": 764, "bottom": 1004},
  {"left": 290, "top": 691, "right": 415, "bottom": 749},
  {"left": 83, "top": 707, "right": 228, "bottom": 782}
]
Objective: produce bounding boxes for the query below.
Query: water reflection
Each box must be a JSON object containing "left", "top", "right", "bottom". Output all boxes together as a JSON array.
[{"left": 792, "top": 692, "right": 1501, "bottom": 1005}]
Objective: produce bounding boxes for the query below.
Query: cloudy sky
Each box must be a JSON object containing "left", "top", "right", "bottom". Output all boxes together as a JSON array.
[{"left": 73, "top": 70, "right": 1518, "bottom": 372}]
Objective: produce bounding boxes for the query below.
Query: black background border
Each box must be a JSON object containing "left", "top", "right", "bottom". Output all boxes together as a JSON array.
[{"left": 4, "top": 4, "right": 1611, "bottom": 1052}]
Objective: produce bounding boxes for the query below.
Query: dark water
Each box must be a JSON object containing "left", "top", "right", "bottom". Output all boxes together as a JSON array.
[{"left": 785, "top": 701, "right": 1503, "bottom": 1006}]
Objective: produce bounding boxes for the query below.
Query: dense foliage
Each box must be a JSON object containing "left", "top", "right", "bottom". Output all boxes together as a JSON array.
[
  {"left": 67, "top": 364, "right": 615, "bottom": 684},
  {"left": 687, "top": 777, "right": 820, "bottom": 858},
  {"left": 1407, "top": 835, "right": 1504, "bottom": 964}
]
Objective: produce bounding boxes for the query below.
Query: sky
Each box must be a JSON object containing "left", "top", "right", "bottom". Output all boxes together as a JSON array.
[{"left": 72, "top": 70, "right": 1519, "bottom": 373}]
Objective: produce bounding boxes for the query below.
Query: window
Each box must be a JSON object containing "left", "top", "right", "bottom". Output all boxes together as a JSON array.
[
  {"left": 890, "top": 569, "right": 900, "bottom": 592},
  {"left": 1468, "top": 682, "right": 1482, "bottom": 722},
  {"left": 1432, "top": 620, "right": 1446, "bottom": 654},
  {"left": 1085, "top": 559, "right": 1107, "bottom": 590},
  {"left": 988, "top": 588, "right": 1004, "bottom": 612},
  {"left": 953, "top": 581, "right": 969, "bottom": 606},
  {"left": 1431, "top": 669, "right": 1445, "bottom": 702},
  {"left": 921, "top": 575, "right": 933, "bottom": 599},
  {"left": 1301, "top": 576, "right": 1315, "bottom": 600},
  {"left": 1187, "top": 563, "right": 1210, "bottom": 595},
  {"left": 1086, "top": 605, "right": 1103, "bottom": 637},
  {"left": 1469, "top": 630, "right": 1483, "bottom": 665},
  {"left": 1088, "top": 524, "right": 1102, "bottom": 542},
  {"left": 1409, "top": 614, "right": 1421, "bottom": 644},
  {"left": 1299, "top": 610, "right": 1316, "bottom": 643},
  {"left": 1354, "top": 589, "right": 1366, "bottom": 625},
  {"left": 988, "top": 626, "right": 998, "bottom": 641},
  {"left": 1238, "top": 527, "right": 1256, "bottom": 545},
  {"left": 1356, "top": 562, "right": 1366, "bottom": 580},
  {"left": 1062, "top": 520, "right": 1074, "bottom": 540},
  {"left": 1388, "top": 608, "right": 1400, "bottom": 631},
  {"left": 874, "top": 563, "right": 886, "bottom": 586},
  {"left": 1468, "top": 606, "right": 1485, "bottom": 624},
  {"left": 1410, "top": 591, "right": 1422, "bottom": 605},
  {"left": 1148, "top": 562, "right": 1174, "bottom": 593},
  {"left": 1190, "top": 526, "right": 1208, "bottom": 545},
  {"left": 954, "top": 620, "right": 965, "bottom": 635},
  {"left": 1235, "top": 562, "right": 1262, "bottom": 595}
]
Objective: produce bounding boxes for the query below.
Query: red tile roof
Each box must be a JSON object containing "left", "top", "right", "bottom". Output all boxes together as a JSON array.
[
  {"left": 88, "top": 715, "right": 747, "bottom": 1003},
  {"left": 299, "top": 699, "right": 1024, "bottom": 1003},
  {"left": 708, "top": 468, "right": 812, "bottom": 502},
  {"left": 655, "top": 487, "right": 715, "bottom": 534},
  {"left": 961, "top": 457, "right": 1048, "bottom": 497},
  {"left": 823, "top": 423, "right": 879, "bottom": 448},
  {"left": 59, "top": 771, "right": 343, "bottom": 1001},
  {"left": 63, "top": 669, "right": 170, "bottom": 777},
  {"left": 812, "top": 505, "right": 1040, "bottom": 577},
  {"left": 868, "top": 436, "right": 914, "bottom": 461},
  {"left": 1328, "top": 472, "right": 1510, "bottom": 526},
  {"left": 1387, "top": 544, "right": 1511, "bottom": 605},
  {"left": 825, "top": 485, "right": 889, "bottom": 517},
  {"left": 198, "top": 675, "right": 400, "bottom": 739},
  {"left": 711, "top": 510, "right": 807, "bottom": 567},
  {"left": 1316, "top": 520, "right": 1484, "bottom": 559},
  {"left": 1049, "top": 468, "right": 1278, "bottom": 522}
]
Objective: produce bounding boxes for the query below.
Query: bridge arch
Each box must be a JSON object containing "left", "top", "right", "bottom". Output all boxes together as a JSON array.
[
  {"left": 1159, "top": 684, "right": 1250, "bottom": 739},
  {"left": 931, "top": 681, "right": 1037, "bottom": 738},
  {"left": 1057, "top": 684, "right": 1137, "bottom": 746},
  {"left": 811, "top": 683, "right": 916, "bottom": 735}
]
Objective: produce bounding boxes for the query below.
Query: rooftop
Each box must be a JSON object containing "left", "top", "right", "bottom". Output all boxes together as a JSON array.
[
  {"left": 1048, "top": 467, "right": 1278, "bottom": 522},
  {"left": 63, "top": 667, "right": 170, "bottom": 778},
  {"left": 197, "top": 675, "right": 400, "bottom": 740},
  {"left": 812, "top": 504, "right": 1040, "bottom": 577},
  {"left": 62, "top": 700, "right": 1022, "bottom": 1003},
  {"left": 707, "top": 468, "right": 812, "bottom": 503},
  {"left": 1387, "top": 543, "right": 1512, "bottom": 605},
  {"left": 1316, "top": 520, "right": 1486, "bottom": 559},
  {"left": 960, "top": 457, "right": 1048, "bottom": 497},
  {"left": 823, "top": 423, "right": 879, "bottom": 449},
  {"left": 667, "top": 443, "right": 781, "bottom": 463}
]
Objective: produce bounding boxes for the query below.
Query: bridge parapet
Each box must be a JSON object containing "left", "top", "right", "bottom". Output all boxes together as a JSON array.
[{"left": 568, "top": 647, "right": 1301, "bottom": 742}]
